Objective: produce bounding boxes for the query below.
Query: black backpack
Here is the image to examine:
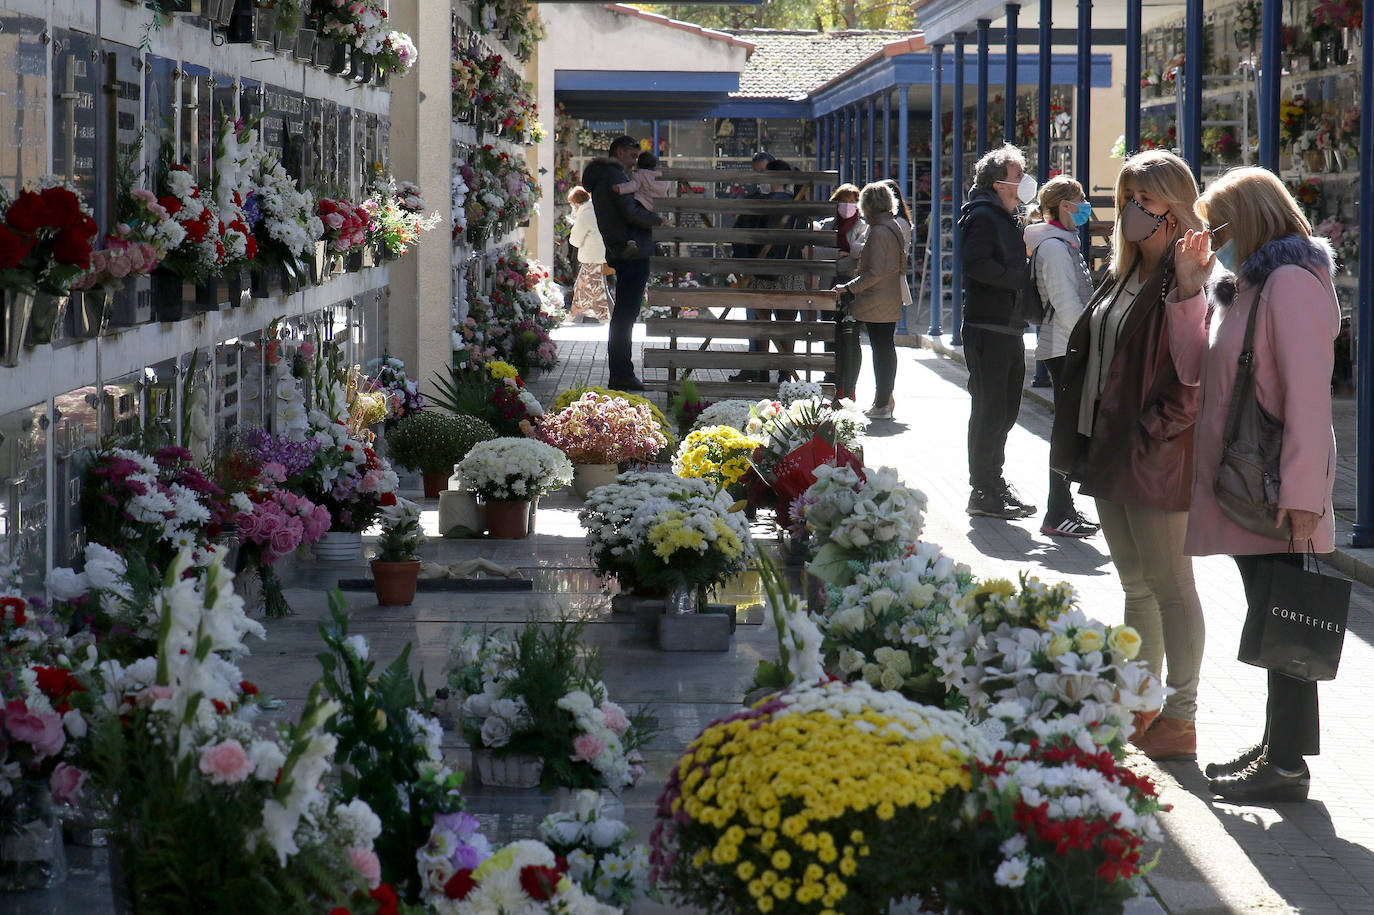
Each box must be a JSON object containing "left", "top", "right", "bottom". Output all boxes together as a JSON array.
[{"left": 1018, "top": 237, "right": 1069, "bottom": 326}]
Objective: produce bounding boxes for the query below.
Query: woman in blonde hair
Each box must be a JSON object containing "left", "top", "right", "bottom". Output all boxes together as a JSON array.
[
  {"left": 1167, "top": 167, "right": 1339, "bottom": 802},
  {"left": 567, "top": 185, "right": 612, "bottom": 323},
  {"left": 1049, "top": 150, "right": 1206, "bottom": 761}
]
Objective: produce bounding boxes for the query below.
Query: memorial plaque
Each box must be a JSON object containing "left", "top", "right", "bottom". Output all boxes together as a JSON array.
[
  {"left": 303, "top": 97, "right": 322, "bottom": 189},
  {"left": 339, "top": 107, "right": 356, "bottom": 198},
  {"left": 214, "top": 338, "right": 241, "bottom": 438},
  {"left": 101, "top": 370, "right": 142, "bottom": 443},
  {"left": 144, "top": 54, "right": 177, "bottom": 161},
  {"left": 52, "top": 386, "right": 100, "bottom": 566},
  {"left": 102, "top": 42, "right": 144, "bottom": 243},
  {"left": 361, "top": 113, "right": 378, "bottom": 185},
  {"left": 282, "top": 89, "right": 305, "bottom": 184},
  {"left": 0, "top": 10, "right": 51, "bottom": 189},
  {"left": 52, "top": 30, "right": 100, "bottom": 212},
  {"left": 239, "top": 78, "right": 262, "bottom": 125},
  {"left": 0, "top": 402, "right": 49, "bottom": 593},
  {"left": 212, "top": 71, "right": 237, "bottom": 130},
  {"left": 178, "top": 64, "right": 211, "bottom": 183},
  {"left": 377, "top": 116, "right": 390, "bottom": 171},
  {"left": 321, "top": 101, "right": 339, "bottom": 192}
]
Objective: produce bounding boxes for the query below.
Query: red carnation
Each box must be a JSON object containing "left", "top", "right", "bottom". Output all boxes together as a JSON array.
[
  {"left": 0, "top": 224, "right": 32, "bottom": 269},
  {"left": 159, "top": 195, "right": 183, "bottom": 217},
  {"left": 53, "top": 230, "right": 94, "bottom": 269},
  {"left": 39, "top": 186, "right": 86, "bottom": 230},
  {"left": 239, "top": 680, "right": 260, "bottom": 695},
  {"left": 369, "top": 885, "right": 399, "bottom": 915},
  {"left": 518, "top": 864, "right": 562, "bottom": 902},
  {"left": 379, "top": 492, "right": 397, "bottom": 507},
  {"left": 4, "top": 190, "right": 52, "bottom": 234},
  {"left": 443, "top": 870, "right": 476, "bottom": 900}
]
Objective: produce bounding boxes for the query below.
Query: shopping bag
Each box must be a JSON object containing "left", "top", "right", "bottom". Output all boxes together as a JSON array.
[
  {"left": 833, "top": 290, "right": 861, "bottom": 402},
  {"left": 1237, "top": 556, "right": 1351, "bottom": 681}
]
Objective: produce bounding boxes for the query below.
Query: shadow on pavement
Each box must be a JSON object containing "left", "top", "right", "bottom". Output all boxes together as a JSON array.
[{"left": 965, "top": 516, "right": 1114, "bottom": 575}]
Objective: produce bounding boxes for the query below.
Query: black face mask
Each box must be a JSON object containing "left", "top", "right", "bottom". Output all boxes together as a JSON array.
[{"left": 1120, "top": 197, "right": 1169, "bottom": 243}]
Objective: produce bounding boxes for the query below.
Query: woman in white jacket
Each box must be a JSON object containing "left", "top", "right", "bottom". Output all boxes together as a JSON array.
[
  {"left": 567, "top": 186, "right": 612, "bottom": 323},
  {"left": 1026, "top": 176, "right": 1099, "bottom": 538}
]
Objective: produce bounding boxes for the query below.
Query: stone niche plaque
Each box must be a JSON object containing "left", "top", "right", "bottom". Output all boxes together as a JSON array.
[
  {"left": 303, "top": 97, "right": 323, "bottom": 189},
  {"left": 0, "top": 9, "right": 50, "bottom": 188},
  {"left": 52, "top": 386, "right": 101, "bottom": 567},
  {"left": 179, "top": 64, "right": 214, "bottom": 187},
  {"left": 144, "top": 54, "right": 178, "bottom": 161},
  {"left": 105, "top": 41, "right": 152, "bottom": 326},
  {"left": 281, "top": 89, "right": 306, "bottom": 183},
  {"left": 214, "top": 338, "right": 241, "bottom": 439},
  {"left": 238, "top": 330, "right": 266, "bottom": 431},
  {"left": 212, "top": 71, "right": 238, "bottom": 128},
  {"left": 0, "top": 402, "right": 49, "bottom": 594},
  {"left": 101, "top": 370, "right": 142, "bottom": 443},
  {"left": 377, "top": 115, "right": 391, "bottom": 171},
  {"left": 239, "top": 77, "right": 262, "bottom": 130},
  {"left": 338, "top": 107, "right": 356, "bottom": 197},
  {"left": 51, "top": 30, "right": 100, "bottom": 215},
  {"left": 321, "top": 100, "right": 340, "bottom": 192},
  {"left": 141, "top": 359, "right": 177, "bottom": 445}
]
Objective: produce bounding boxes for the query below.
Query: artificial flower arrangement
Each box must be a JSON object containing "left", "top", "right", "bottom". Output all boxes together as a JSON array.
[
  {"left": 373, "top": 30, "right": 419, "bottom": 75},
  {"left": 670, "top": 425, "right": 760, "bottom": 496},
  {"left": 577, "top": 472, "right": 716, "bottom": 593},
  {"left": 368, "top": 171, "right": 442, "bottom": 259},
  {"left": 318, "top": 196, "right": 371, "bottom": 255},
  {"left": 316, "top": 596, "right": 467, "bottom": 904},
  {"left": 453, "top": 436, "right": 573, "bottom": 503},
  {"left": 451, "top": 40, "right": 504, "bottom": 121},
  {"left": 364, "top": 353, "right": 425, "bottom": 420},
  {"left": 429, "top": 361, "right": 545, "bottom": 437},
  {"left": 650, "top": 679, "right": 987, "bottom": 915},
  {"left": 44, "top": 542, "right": 158, "bottom": 665},
  {"left": 0, "top": 176, "right": 99, "bottom": 297},
  {"left": 212, "top": 113, "right": 261, "bottom": 272},
  {"left": 934, "top": 576, "right": 1163, "bottom": 752},
  {"left": 539, "top": 790, "right": 657, "bottom": 909},
  {"left": 535, "top": 392, "right": 668, "bottom": 466},
  {"left": 818, "top": 542, "right": 977, "bottom": 707},
  {"left": 617, "top": 489, "right": 754, "bottom": 606},
  {"left": 451, "top": 168, "right": 470, "bottom": 238},
  {"left": 447, "top": 618, "right": 653, "bottom": 791},
  {"left": 156, "top": 163, "right": 225, "bottom": 284},
  {"left": 425, "top": 839, "right": 620, "bottom": 915},
  {"left": 798, "top": 464, "right": 928, "bottom": 590},
  {"left": 252, "top": 149, "right": 323, "bottom": 277},
  {"left": 84, "top": 553, "right": 387, "bottom": 912},
  {"left": 73, "top": 177, "right": 177, "bottom": 294},
  {"left": 946, "top": 716, "right": 1167, "bottom": 913}
]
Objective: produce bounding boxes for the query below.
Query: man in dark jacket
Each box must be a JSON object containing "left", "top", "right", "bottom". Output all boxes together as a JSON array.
[
  {"left": 958, "top": 144, "right": 1035, "bottom": 519},
  {"left": 582, "top": 135, "right": 662, "bottom": 390}
]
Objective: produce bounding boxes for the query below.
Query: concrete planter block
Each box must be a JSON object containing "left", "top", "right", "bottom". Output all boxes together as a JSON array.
[
  {"left": 658, "top": 612, "right": 731, "bottom": 652},
  {"left": 611, "top": 593, "right": 658, "bottom": 616},
  {"left": 632, "top": 600, "right": 664, "bottom": 641},
  {"left": 704, "top": 603, "right": 737, "bottom": 635}
]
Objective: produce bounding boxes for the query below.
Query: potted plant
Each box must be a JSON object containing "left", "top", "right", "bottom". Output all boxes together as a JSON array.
[
  {"left": 370, "top": 497, "right": 423, "bottom": 606},
  {"left": 535, "top": 392, "right": 668, "bottom": 498},
  {"left": 385, "top": 410, "right": 496, "bottom": 498},
  {"left": 453, "top": 437, "right": 573, "bottom": 539}
]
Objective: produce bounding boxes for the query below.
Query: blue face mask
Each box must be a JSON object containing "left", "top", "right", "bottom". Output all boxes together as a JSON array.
[
  {"left": 1215, "top": 238, "right": 1237, "bottom": 272},
  {"left": 1069, "top": 201, "right": 1093, "bottom": 227}
]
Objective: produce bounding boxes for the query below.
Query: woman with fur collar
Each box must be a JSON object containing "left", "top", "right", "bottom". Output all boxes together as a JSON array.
[{"left": 1169, "top": 167, "right": 1341, "bottom": 804}]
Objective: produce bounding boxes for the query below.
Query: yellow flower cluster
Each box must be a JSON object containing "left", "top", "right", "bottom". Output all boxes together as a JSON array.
[
  {"left": 487, "top": 361, "right": 520, "bottom": 381},
  {"left": 648, "top": 512, "right": 744, "bottom": 562},
  {"left": 676, "top": 708, "right": 969, "bottom": 913},
  {"left": 673, "top": 426, "right": 758, "bottom": 490}
]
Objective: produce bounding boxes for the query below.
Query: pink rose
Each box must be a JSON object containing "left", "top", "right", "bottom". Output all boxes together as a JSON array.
[
  {"left": 269, "top": 523, "right": 299, "bottom": 559},
  {"left": 600, "top": 703, "right": 629, "bottom": 735},
  {"left": 134, "top": 685, "right": 174, "bottom": 708},
  {"left": 198, "top": 738, "right": 254, "bottom": 785},
  {"left": 261, "top": 462, "right": 287, "bottom": 483},
  {"left": 131, "top": 188, "right": 156, "bottom": 204},
  {"left": 349, "top": 846, "right": 381, "bottom": 889},
  {"left": 49, "top": 763, "right": 86, "bottom": 806},
  {"left": 572, "top": 733, "right": 605, "bottom": 762},
  {"left": 3, "top": 701, "right": 66, "bottom": 759}
]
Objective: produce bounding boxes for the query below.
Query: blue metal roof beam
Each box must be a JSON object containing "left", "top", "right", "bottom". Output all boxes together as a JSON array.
[
  {"left": 555, "top": 70, "right": 742, "bottom": 93},
  {"left": 810, "top": 51, "right": 1112, "bottom": 116}
]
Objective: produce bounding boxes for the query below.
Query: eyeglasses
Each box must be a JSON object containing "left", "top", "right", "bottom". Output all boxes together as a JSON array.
[{"left": 1207, "top": 221, "right": 1230, "bottom": 236}]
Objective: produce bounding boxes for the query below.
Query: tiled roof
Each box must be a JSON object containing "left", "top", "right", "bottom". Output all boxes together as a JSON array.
[
  {"left": 720, "top": 29, "right": 920, "bottom": 99},
  {"left": 601, "top": 5, "right": 758, "bottom": 53}
]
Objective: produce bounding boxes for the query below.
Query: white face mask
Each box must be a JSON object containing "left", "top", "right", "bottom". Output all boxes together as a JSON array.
[{"left": 997, "top": 173, "right": 1037, "bottom": 205}]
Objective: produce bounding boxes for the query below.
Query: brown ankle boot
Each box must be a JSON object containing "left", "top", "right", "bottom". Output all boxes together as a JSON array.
[
  {"left": 1129, "top": 708, "right": 1161, "bottom": 743},
  {"left": 1134, "top": 716, "right": 1196, "bottom": 761}
]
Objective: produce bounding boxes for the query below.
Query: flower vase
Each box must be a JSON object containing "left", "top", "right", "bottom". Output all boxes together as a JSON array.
[
  {"left": 0, "top": 779, "right": 68, "bottom": 891},
  {"left": 666, "top": 583, "right": 707, "bottom": 615},
  {"left": 422, "top": 470, "right": 449, "bottom": 499},
  {"left": 152, "top": 271, "right": 191, "bottom": 321},
  {"left": 69, "top": 290, "right": 111, "bottom": 339},
  {"left": 25, "top": 293, "right": 70, "bottom": 346},
  {"left": 371, "top": 559, "right": 421, "bottom": 606},
  {"left": 485, "top": 500, "right": 531, "bottom": 539},
  {"left": 572, "top": 463, "right": 620, "bottom": 498},
  {"left": 1, "top": 289, "right": 35, "bottom": 367},
  {"left": 233, "top": 565, "right": 265, "bottom": 614},
  {"left": 438, "top": 490, "right": 485, "bottom": 536},
  {"left": 312, "top": 529, "right": 363, "bottom": 561},
  {"left": 473, "top": 749, "right": 543, "bottom": 788}
]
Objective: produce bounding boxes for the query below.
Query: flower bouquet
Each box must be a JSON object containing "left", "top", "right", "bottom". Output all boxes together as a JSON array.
[
  {"left": 578, "top": 472, "right": 715, "bottom": 593},
  {"left": 671, "top": 425, "right": 760, "bottom": 496},
  {"left": 454, "top": 437, "right": 573, "bottom": 502},
  {"left": 430, "top": 362, "right": 544, "bottom": 437},
  {"left": 618, "top": 490, "right": 753, "bottom": 609},
  {"left": 0, "top": 176, "right": 99, "bottom": 297},
  {"left": 365, "top": 354, "right": 425, "bottom": 421},
  {"left": 553, "top": 386, "right": 674, "bottom": 455},
  {"left": 536, "top": 392, "right": 668, "bottom": 466},
  {"left": 935, "top": 576, "right": 1163, "bottom": 751},
  {"left": 368, "top": 172, "right": 441, "bottom": 258},
  {"left": 72, "top": 184, "right": 174, "bottom": 299},
  {"left": 800, "top": 465, "right": 928, "bottom": 590},
  {"left": 747, "top": 396, "right": 868, "bottom": 479},
  {"left": 156, "top": 164, "right": 224, "bottom": 286},
  {"left": 373, "top": 30, "right": 419, "bottom": 75},
  {"left": 212, "top": 113, "right": 260, "bottom": 274},
  {"left": 539, "top": 790, "right": 657, "bottom": 908},
  {"left": 819, "top": 542, "right": 977, "bottom": 707},
  {"left": 944, "top": 718, "right": 1167, "bottom": 913},
  {"left": 651, "top": 680, "right": 987, "bottom": 914},
  {"left": 319, "top": 197, "right": 371, "bottom": 255},
  {"left": 423, "top": 839, "right": 619, "bottom": 914},
  {"left": 252, "top": 150, "right": 322, "bottom": 282}
]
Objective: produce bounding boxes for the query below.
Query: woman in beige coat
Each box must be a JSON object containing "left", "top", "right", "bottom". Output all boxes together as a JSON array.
[{"left": 833, "top": 182, "right": 911, "bottom": 419}]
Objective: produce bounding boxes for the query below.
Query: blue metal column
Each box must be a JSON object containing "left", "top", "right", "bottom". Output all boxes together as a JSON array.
[
  {"left": 976, "top": 19, "right": 991, "bottom": 155},
  {"left": 830, "top": 115, "right": 839, "bottom": 176},
  {"left": 1032, "top": 0, "right": 1051, "bottom": 387},
  {"left": 652, "top": 120, "right": 660, "bottom": 155},
  {"left": 930, "top": 43, "right": 945, "bottom": 337},
  {"left": 867, "top": 97, "right": 876, "bottom": 184},
  {"left": 840, "top": 108, "right": 850, "bottom": 183},
  {"left": 1076, "top": 0, "right": 1093, "bottom": 253},
  {"left": 1183, "top": 0, "right": 1204, "bottom": 180},
  {"left": 898, "top": 85, "right": 910, "bottom": 333},
  {"left": 952, "top": 33, "right": 967, "bottom": 345},
  {"left": 1125, "top": 0, "right": 1142, "bottom": 152},
  {"left": 1005, "top": 4, "right": 1020, "bottom": 147},
  {"left": 883, "top": 91, "right": 892, "bottom": 180},
  {"left": 817, "top": 115, "right": 825, "bottom": 173},
  {"left": 1258, "top": 0, "right": 1282, "bottom": 170},
  {"left": 1354, "top": 0, "right": 1374, "bottom": 547}
]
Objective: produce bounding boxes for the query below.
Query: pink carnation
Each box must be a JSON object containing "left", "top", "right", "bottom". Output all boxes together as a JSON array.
[
  {"left": 349, "top": 846, "right": 382, "bottom": 889},
  {"left": 198, "top": 738, "right": 254, "bottom": 785},
  {"left": 572, "top": 733, "right": 606, "bottom": 762},
  {"left": 3, "top": 700, "right": 66, "bottom": 759},
  {"left": 49, "top": 763, "right": 86, "bottom": 805},
  {"left": 600, "top": 703, "right": 629, "bottom": 735}
]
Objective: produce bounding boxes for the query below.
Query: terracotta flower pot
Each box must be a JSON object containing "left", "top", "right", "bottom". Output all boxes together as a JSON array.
[
  {"left": 485, "top": 500, "right": 531, "bottom": 539},
  {"left": 371, "top": 559, "right": 420, "bottom": 606},
  {"left": 421, "top": 471, "right": 449, "bottom": 499}
]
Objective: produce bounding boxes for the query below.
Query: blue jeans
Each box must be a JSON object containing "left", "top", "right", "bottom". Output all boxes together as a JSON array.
[{"left": 607, "top": 257, "right": 650, "bottom": 380}]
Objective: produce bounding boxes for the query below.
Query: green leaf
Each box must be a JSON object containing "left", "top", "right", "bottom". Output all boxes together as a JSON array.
[{"left": 807, "top": 542, "right": 853, "bottom": 586}]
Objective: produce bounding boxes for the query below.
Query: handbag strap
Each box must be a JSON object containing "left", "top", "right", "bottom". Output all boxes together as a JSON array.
[{"left": 1219, "top": 276, "right": 1269, "bottom": 448}]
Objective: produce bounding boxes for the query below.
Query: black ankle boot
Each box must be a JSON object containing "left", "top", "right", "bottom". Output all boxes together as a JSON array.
[
  {"left": 1204, "top": 743, "right": 1264, "bottom": 779},
  {"left": 1209, "top": 756, "right": 1309, "bottom": 803}
]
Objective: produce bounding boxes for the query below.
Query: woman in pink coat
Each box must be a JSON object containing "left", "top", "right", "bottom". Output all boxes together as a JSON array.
[{"left": 1168, "top": 167, "right": 1340, "bottom": 803}]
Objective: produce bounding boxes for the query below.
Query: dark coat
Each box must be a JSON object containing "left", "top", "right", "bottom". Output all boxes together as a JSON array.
[
  {"left": 957, "top": 186, "right": 1029, "bottom": 330},
  {"left": 1049, "top": 255, "right": 1200, "bottom": 511},
  {"left": 581, "top": 156, "right": 660, "bottom": 263}
]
